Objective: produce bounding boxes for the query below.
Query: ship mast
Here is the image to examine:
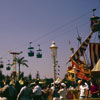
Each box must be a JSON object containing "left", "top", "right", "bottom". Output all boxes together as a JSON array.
[{"left": 76, "top": 28, "right": 86, "bottom": 64}]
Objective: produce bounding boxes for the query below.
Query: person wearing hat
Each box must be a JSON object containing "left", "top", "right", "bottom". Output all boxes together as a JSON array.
[{"left": 58, "top": 83, "right": 67, "bottom": 100}]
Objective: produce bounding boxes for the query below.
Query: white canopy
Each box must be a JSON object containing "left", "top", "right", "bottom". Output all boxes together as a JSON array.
[{"left": 92, "top": 59, "right": 100, "bottom": 72}]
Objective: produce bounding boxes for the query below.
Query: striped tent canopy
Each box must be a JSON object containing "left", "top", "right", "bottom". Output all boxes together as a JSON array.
[
  {"left": 89, "top": 43, "right": 100, "bottom": 69},
  {"left": 66, "top": 32, "right": 93, "bottom": 64}
]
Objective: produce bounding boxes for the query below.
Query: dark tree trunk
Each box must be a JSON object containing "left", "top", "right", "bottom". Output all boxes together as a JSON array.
[{"left": 19, "top": 64, "right": 20, "bottom": 80}]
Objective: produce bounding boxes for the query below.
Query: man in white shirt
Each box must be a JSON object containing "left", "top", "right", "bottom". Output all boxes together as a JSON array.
[
  {"left": 79, "top": 80, "right": 89, "bottom": 99},
  {"left": 32, "top": 80, "right": 42, "bottom": 100}
]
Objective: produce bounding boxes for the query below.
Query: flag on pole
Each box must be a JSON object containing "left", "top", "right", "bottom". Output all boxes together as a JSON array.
[{"left": 77, "top": 71, "right": 90, "bottom": 80}]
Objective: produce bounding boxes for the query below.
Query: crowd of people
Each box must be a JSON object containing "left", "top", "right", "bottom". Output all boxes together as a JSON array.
[{"left": 0, "top": 77, "right": 100, "bottom": 100}]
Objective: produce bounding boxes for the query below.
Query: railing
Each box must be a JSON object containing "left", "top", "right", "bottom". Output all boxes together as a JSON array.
[{"left": 70, "top": 98, "right": 100, "bottom": 100}]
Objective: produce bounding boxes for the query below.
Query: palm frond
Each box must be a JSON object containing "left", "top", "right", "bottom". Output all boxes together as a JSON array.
[
  {"left": 22, "top": 60, "right": 28, "bottom": 63},
  {"left": 20, "top": 57, "right": 24, "bottom": 61},
  {"left": 22, "top": 63, "right": 29, "bottom": 67},
  {"left": 15, "top": 56, "right": 29, "bottom": 67}
]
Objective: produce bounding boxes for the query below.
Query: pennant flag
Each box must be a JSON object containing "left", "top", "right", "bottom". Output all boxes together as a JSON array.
[
  {"left": 89, "top": 43, "right": 100, "bottom": 69},
  {"left": 67, "top": 32, "right": 93, "bottom": 63},
  {"left": 71, "top": 60, "right": 90, "bottom": 80},
  {"left": 76, "top": 64, "right": 90, "bottom": 80},
  {"left": 71, "top": 60, "right": 79, "bottom": 69},
  {"left": 77, "top": 71, "right": 90, "bottom": 80}
]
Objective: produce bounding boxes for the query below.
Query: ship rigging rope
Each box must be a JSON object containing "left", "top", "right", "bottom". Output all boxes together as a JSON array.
[
  {"left": 29, "top": 6, "right": 100, "bottom": 44},
  {"left": 1, "top": 6, "right": 100, "bottom": 61}
]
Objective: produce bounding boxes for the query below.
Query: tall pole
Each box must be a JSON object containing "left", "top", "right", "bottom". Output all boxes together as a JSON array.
[
  {"left": 53, "top": 56, "right": 56, "bottom": 81},
  {"left": 50, "top": 41, "right": 58, "bottom": 83},
  {"left": 73, "top": 66, "right": 76, "bottom": 83},
  {"left": 9, "top": 51, "right": 22, "bottom": 72},
  {"left": 9, "top": 51, "right": 22, "bottom": 81},
  {"left": 13, "top": 54, "right": 17, "bottom": 72}
]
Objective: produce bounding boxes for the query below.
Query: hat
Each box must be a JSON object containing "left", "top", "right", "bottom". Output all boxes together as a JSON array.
[
  {"left": 55, "top": 81, "right": 60, "bottom": 84},
  {"left": 61, "top": 83, "right": 66, "bottom": 87},
  {"left": 78, "top": 80, "right": 82, "bottom": 84}
]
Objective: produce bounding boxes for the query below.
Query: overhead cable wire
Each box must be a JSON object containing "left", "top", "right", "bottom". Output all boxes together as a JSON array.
[
  {"left": 30, "top": 6, "right": 100, "bottom": 44},
  {"left": 5, "top": 8, "right": 92, "bottom": 53},
  {"left": 1, "top": 7, "right": 100, "bottom": 60}
]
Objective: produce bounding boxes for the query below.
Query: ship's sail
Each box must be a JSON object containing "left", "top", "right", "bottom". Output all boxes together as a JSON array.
[{"left": 67, "top": 32, "right": 93, "bottom": 63}]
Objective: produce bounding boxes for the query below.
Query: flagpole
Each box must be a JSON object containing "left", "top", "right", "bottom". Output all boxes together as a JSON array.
[
  {"left": 73, "top": 65, "right": 76, "bottom": 83},
  {"left": 79, "top": 44, "right": 87, "bottom": 64}
]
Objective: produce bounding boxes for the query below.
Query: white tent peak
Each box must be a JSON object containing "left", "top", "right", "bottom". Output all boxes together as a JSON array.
[{"left": 92, "top": 59, "right": 100, "bottom": 72}]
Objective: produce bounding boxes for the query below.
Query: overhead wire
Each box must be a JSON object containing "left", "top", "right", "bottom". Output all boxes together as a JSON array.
[
  {"left": 40, "top": 21, "right": 90, "bottom": 46},
  {"left": 1, "top": 6, "right": 100, "bottom": 62},
  {"left": 8, "top": 9, "right": 92, "bottom": 52},
  {"left": 30, "top": 6, "right": 100, "bottom": 44}
]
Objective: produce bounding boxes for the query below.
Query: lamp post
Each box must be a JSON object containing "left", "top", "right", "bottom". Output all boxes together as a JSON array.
[{"left": 50, "top": 41, "right": 58, "bottom": 81}]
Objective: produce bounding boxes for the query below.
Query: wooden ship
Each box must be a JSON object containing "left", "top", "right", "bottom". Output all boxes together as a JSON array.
[{"left": 66, "top": 9, "right": 100, "bottom": 84}]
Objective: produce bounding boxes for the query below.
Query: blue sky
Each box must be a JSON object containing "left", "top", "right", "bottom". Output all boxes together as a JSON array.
[{"left": 0, "top": 0, "right": 100, "bottom": 79}]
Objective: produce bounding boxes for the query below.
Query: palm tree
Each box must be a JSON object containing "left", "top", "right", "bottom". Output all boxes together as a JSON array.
[{"left": 15, "top": 56, "right": 29, "bottom": 80}]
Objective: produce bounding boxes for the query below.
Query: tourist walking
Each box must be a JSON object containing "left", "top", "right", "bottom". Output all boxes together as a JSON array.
[
  {"left": 32, "top": 80, "right": 42, "bottom": 100},
  {"left": 0, "top": 85, "right": 8, "bottom": 100},
  {"left": 17, "top": 80, "right": 32, "bottom": 100},
  {"left": 90, "top": 80, "right": 99, "bottom": 98},
  {"left": 58, "top": 83, "right": 67, "bottom": 100},
  {"left": 79, "top": 80, "right": 89, "bottom": 99},
  {"left": 52, "top": 83, "right": 60, "bottom": 100},
  {"left": 4, "top": 79, "right": 16, "bottom": 100}
]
